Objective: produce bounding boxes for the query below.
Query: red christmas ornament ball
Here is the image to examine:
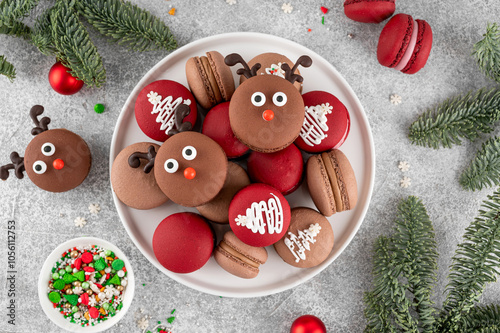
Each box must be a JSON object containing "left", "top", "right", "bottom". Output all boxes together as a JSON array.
[
  {"left": 290, "top": 315, "right": 327, "bottom": 333},
  {"left": 48, "top": 62, "right": 84, "bottom": 95}
]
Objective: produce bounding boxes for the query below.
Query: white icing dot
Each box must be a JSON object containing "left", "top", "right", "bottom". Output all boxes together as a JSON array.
[{"left": 98, "top": 292, "right": 105, "bottom": 300}]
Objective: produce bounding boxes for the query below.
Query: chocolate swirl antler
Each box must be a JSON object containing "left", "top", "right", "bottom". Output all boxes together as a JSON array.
[
  {"left": 281, "top": 55, "right": 313, "bottom": 85},
  {"left": 128, "top": 146, "right": 157, "bottom": 174},
  {"left": 167, "top": 103, "right": 193, "bottom": 136},
  {"left": 224, "top": 53, "right": 261, "bottom": 79},
  {"left": 0, "top": 152, "right": 25, "bottom": 180},
  {"left": 30, "top": 105, "right": 51, "bottom": 136}
]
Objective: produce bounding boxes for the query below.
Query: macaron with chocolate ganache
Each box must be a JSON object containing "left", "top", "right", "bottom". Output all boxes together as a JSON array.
[{"left": 306, "top": 149, "right": 358, "bottom": 217}]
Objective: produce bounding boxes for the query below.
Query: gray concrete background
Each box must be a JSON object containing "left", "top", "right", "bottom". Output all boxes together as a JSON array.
[{"left": 1, "top": 0, "right": 500, "bottom": 332}]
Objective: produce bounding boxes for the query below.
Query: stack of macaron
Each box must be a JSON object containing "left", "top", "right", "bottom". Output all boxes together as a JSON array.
[
  {"left": 110, "top": 50, "right": 359, "bottom": 278},
  {"left": 343, "top": 0, "right": 433, "bottom": 74}
]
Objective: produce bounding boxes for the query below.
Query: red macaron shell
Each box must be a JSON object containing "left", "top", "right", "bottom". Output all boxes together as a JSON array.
[
  {"left": 295, "top": 91, "right": 350, "bottom": 153},
  {"left": 153, "top": 212, "right": 214, "bottom": 273},
  {"left": 401, "top": 19, "right": 433, "bottom": 74},
  {"left": 229, "top": 184, "right": 291, "bottom": 247},
  {"left": 135, "top": 80, "right": 197, "bottom": 142},
  {"left": 202, "top": 102, "right": 249, "bottom": 158},
  {"left": 377, "top": 13, "right": 414, "bottom": 68},
  {"left": 247, "top": 144, "right": 303, "bottom": 195},
  {"left": 344, "top": 0, "right": 395, "bottom": 24}
]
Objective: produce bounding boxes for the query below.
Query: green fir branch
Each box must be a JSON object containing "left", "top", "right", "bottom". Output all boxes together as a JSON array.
[
  {"left": 0, "top": 0, "right": 37, "bottom": 39},
  {"left": 408, "top": 89, "right": 500, "bottom": 149},
  {"left": 31, "top": 7, "right": 56, "bottom": 56},
  {"left": 0, "top": 55, "right": 16, "bottom": 82},
  {"left": 77, "top": 0, "right": 177, "bottom": 52},
  {"left": 439, "top": 190, "right": 500, "bottom": 332},
  {"left": 473, "top": 23, "right": 500, "bottom": 84},
  {"left": 459, "top": 304, "right": 500, "bottom": 332},
  {"left": 460, "top": 136, "right": 500, "bottom": 191},
  {"left": 51, "top": 0, "right": 106, "bottom": 87}
]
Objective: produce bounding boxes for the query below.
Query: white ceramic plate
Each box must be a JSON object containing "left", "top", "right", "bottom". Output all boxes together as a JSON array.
[
  {"left": 38, "top": 237, "right": 135, "bottom": 332},
  {"left": 110, "top": 32, "right": 375, "bottom": 298}
]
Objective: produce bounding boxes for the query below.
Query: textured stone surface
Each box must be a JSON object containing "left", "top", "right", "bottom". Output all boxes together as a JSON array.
[{"left": 1, "top": 0, "right": 500, "bottom": 332}]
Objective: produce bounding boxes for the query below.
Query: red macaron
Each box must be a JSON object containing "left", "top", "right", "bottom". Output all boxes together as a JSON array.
[
  {"left": 344, "top": 0, "right": 395, "bottom": 24},
  {"left": 135, "top": 80, "right": 198, "bottom": 142},
  {"left": 202, "top": 102, "right": 249, "bottom": 159},
  {"left": 247, "top": 144, "right": 303, "bottom": 195},
  {"left": 377, "top": 13, "right": 433, "bottom": 74},
  {"left": 295, "top": 91, "right": 350, "bottom": 153},
  {"left": 229, "top": 184, "right": 291, "bottom": 247},
  {"left": 152, "top": 212, "right": 214, "bottom": 273}
]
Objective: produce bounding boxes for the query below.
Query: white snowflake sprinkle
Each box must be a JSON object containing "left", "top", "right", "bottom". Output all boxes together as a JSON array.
[
  {"left": 390, "top": 94, "right": 402, "bottom": 105},
  {"left": 400, "top": 176, "right": 411, "bottom": 188},
  {"left": 398, "top": 161, "right": 410, "bottom": 172},
  {"left": 73, "top": 286, "right": 83, "bottom": 295},
  {"left": 88, "top": 203, "right": 101, "bottom": 214},
  {"left": 308, "top": 223, "right": 322, "bottom": 236},
  {"left": 88, "top": 296, "right": 97, "bottom": 307},
  {"left": 137, "top": 317, "right": 149, "bottom": 330},
  {"left": 74, "top": 217, "right": 87, "bottom": 228},
  {"left": 282, "top": 2, "right": 293, "bottom": 13},
  {"left": 104, "top": 285, "right": 115, "bottom": 298},
  {"left": 235, "top": 214, "right": 247, "bottom": 226},
  {"left": 226, "top": 0, "right": 236, "bottom": 4}
]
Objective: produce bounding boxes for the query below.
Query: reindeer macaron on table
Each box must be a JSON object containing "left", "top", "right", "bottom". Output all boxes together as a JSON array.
[{"left": 0, "top": 105, "right": 92, "bottom": 192}]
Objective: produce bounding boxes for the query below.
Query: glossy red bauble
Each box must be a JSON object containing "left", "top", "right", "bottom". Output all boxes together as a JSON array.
[
  {"left": 290, "top": 315, "right": 327, "bottom": 333},
  {"left": 48, "top": 62, "right": 84, "bottom": 95}
]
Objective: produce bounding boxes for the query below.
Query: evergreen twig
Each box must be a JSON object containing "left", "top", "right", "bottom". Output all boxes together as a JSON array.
[
  {"left": 0, "top": 0, "right": 37, "bottom": 39},
  {"left": 460, "top": 304, "right": 500, "bottom": 332},
  {"left": 460, "top": 136, "right": 500, "bottom": 191},
  {"left": 409, "top": 89, "right": 500, "bottom": 149},
  {"left": 473, "top": 23, "right": 500, "bottom": 84},
  {"left": 31, "top": 7, "right": 56, "bottom": 57},
  {"left": 77, "top": 0, "right": 177, "bottom": 52},
  {"left": 51, "top": 0, "right": 106, "bottom": 87},
  {"left": 0, "top": 55, "right": 16, "bottom": 82}
]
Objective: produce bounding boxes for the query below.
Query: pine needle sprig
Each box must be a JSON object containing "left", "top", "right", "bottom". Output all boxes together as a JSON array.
[
  {"left": 31, "top": 7, "right": 56, "bottom": 57},
  {"left": 0, "top": 55, "right": 16, "bottom": 82},
  {"left": 439, "top": 190, "right": 500, "bottom": 331},
  {"left": 77, "top": 0, "right": 177, "bottom": 52},
  {"left": 0, "top": 0, "right": 37, "bottom": 39},
  {"left": 51, "top": 0, "right": 106, "bottom": 87},
  {"left": 460, "top": 136, "right": 500, "bottom": 191},
  {"left": 459, "top": 304, "right": 500, "bottom": 332},
  {"left": 408, "top": 89, "right": 500, "bottom": 149},
  {"left": 473, "top": 23, "right": 500, "bottom": 84}
]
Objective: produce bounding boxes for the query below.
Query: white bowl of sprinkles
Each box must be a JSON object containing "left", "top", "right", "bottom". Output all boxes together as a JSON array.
[{"left": 38, "top": 237, "right": 135, "bottom": 332}]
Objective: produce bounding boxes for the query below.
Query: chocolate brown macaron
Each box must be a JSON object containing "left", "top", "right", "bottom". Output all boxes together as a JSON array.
[
  {"left": 214, "top": 231, "right": 268, "bottom": 279},
  {"left": 274, "top": 207, "right": 334, "bottom": 268},
  {"left": 111, "top": 142, "right": 168, "bottom": 210},
  {"left": 196, "top": 162, "right": 250, "bottom": 223},
  {"left": 306, "top": 149, "right": 358, "bottom": 217},
  {"left": 186, "top": 51, "right": 235, "bottom": 109}
]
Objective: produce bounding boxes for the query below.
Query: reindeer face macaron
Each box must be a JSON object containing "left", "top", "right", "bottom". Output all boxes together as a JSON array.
[
  {"left": 0, "top": 105, "right": 91, "bottom": 192},
  {"left": 225, "top": 54, "right": 312, "bottom": 153}
]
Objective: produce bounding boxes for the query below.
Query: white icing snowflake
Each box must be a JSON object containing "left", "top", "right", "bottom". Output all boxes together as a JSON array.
[
  {"left": 318, "top": 103, "right": 333, "bottom": 115},
  {"left": 88, "top": 296, "right": 97, "bottom": 307},
  {"left": 400, "top": 176, "right": 411, "bottom": 188},
  {"left": 265, "top": 63, "right": 286, "bottom": 78},
  {"left": 147, "top": 91, "right": 162, "bottom": 105},
  {"left": 73, "top": 286, "right": 83, "bottom": 295},
  {"left": 88, "top": 203, "right": 101, "bottom": 214},
  {"left": 390, "top": 94, "right": 402, "bottom": 105},
  {"left": 74, "top": 217, "right": 87, "bottom": 228},
  {"left": 137, "top": 317, "right": 149, "bottom": 330},
  {"left": 282, "top": 2, "right": 293, "bottom": 13},
  {"left": 308, "top": 223, "right": 322, "bottom": 237},
  {"left": 398, "top": 161, "right": 410, "bottom": 172},
  {"left": 235, "top": 214, "right": 247, "bottom": 226},
  {"left": 226, "top": 0, "right": 236, "bottom": 4},
  {"left": 104, "top": 285, "right": 115, "bottom": 298}
]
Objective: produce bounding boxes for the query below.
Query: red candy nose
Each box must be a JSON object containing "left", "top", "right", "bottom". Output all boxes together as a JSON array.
[
  {"left": 53, "top": 159, "right": 64, "bottom": 170},
  {"left": 184, "top": 167, "right": 196, "bottom": 179},
  {"left": 262, "top": 109, "right": 274, "bottom": 121}
]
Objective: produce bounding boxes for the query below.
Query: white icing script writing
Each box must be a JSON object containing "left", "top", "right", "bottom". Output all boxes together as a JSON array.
[
  {"left": 299, "top": 103, "right": 333, "bottom": 147},
  {"left": 147, "top": 91, "right": 191, "bottom": 135},
  {"left": 234, "top": 193, "right": 284, "bottom": 235},
  {"left": 264, "top": 62, "right": 286, "bottom": 78},
  {"left": 284, "top": 223, "right": 322, "bottom": 263}
]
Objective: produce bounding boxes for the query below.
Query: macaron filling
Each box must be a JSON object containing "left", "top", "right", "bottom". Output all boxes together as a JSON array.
[
  {"left": 219, "top": 241, "right": 260, "bottom": 268},
  {"left": 394, "top": 18, "right": 419, "bottom": 71}
]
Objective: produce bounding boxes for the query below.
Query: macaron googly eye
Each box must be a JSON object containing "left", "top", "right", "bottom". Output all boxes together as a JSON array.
[
  {"left": 164, "top": 158, "right": 179, "bottom": 173},
  {"left": 272, "top": 92, "right": 287, "bottom": 107},
  {"left": 251, "top": 92, "right": 266, "bottom": 107},
  {"left": 33, "top": 161, "right": 47, "bottom": 174},
  {"left": 182, "top": 146, "right": 197, "bottom": 161},
  {"left": 41, "top": 142, "right": 56, "bottom": 156}
]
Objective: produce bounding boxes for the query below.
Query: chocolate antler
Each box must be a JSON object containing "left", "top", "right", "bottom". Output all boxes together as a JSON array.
[
  {"left": 167, "top": 103, "right": 193, "bottom": 136},
  {"left": 0, "top": 152, "right": 25, "bottom": 180},
  {"left": 30, "top": 105, "right": 51, "bottom": 136},
  {"left": 281, "top": 55, "right": 313, "bottom": 85},
  {"left": 128, "top": 146, "right": 157, "bottom": 174},
  {"left": 224, "top": 53, "right": 261, "bottom": 79}
]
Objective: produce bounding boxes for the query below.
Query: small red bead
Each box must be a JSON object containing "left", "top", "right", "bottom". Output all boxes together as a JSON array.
[
  {"left": 262, "top": 109, "right": 274, "bottom": 121},
  {"left": 184, "top": 167, "right": 196, "bottom": 180}
]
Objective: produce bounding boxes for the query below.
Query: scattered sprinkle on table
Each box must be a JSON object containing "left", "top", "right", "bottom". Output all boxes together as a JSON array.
[
  {"left": 137, "top": 316, "right": 149, "bottom": 330},
  {"left": 398, "top": 161, "right": 410, "bottom": 172},
  {"left": 226, "top": 0, "right": 237, "bottom": 5},
  {"left": 348, "top": 33, "right": 355, "bottom": 39},
  {"left": 320, "top": 6, "right": 328, "bottom": 14},
  {"left": 168, "top": 8, "right": 176, "bottom": 15},
  {"left": 308, "top": 28, "right": 312, "bottom": 32},
  {"left": 400, "top": 176, "right": 411, "bottom": 188},
  {"left": 74, "top": 217, "right": 87, "bottom": 228},
  {"left": 322, "top": 16, "right": 325, "bottom": 25},
  {"left": 89, "top": 203, "right": 101, "bottom": 214},
  {"left": 94, "top": 103, "right": 105, "bottom": 114},
  {"left": 390, "top": 94, "right": 402, "bottom": 105},
  {"left": 282, "top": 3, "right": 293, "bottom": 14}
]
